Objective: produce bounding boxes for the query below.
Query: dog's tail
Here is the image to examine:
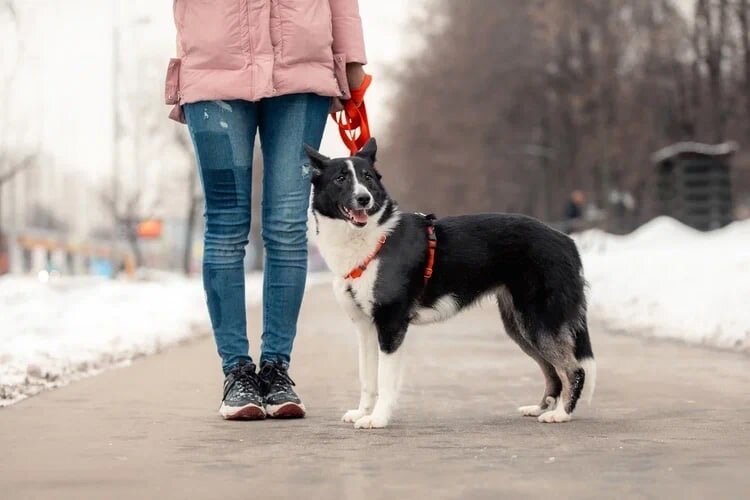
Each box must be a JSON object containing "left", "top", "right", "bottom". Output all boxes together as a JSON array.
[{"left": 574, "top": 321, "right": 596, "bottom": 404}]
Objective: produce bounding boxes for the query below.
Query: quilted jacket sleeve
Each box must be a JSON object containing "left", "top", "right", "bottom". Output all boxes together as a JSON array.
[{"left": 329, "top": 0, "right": 367, "bottom": 64}]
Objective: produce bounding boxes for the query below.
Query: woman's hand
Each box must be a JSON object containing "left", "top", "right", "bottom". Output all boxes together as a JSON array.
[
  {"left": 346, "top": 63, "right": 366, "bottom": 92},
  {"left": 331, "top": 63, "right": 367, "bottom": 112}
]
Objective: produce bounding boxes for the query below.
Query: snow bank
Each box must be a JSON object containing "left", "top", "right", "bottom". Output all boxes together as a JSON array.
[
  {"left": 574, "top": 217, "right": 750, "bottom": 352},
  {"left": 0, "top": 272, "right": 331, "bottom": 406},
  {"left": 0, "top": 274, "right": 232, "bottom": 406}
]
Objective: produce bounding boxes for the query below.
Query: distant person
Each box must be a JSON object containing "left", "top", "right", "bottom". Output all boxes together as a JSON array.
[
  {"left": 564, "top": 190, "right": 586, "bottom": 234},
  {"left": 166, "top": 1, "right": 368, "bottom": 420},
  {"left": 608, "top": 189, "right": 636, "bottom": 233}
]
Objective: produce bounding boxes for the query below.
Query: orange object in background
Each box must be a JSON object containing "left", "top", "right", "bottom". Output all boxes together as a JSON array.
[
  {"left": 137, "top": 219, "right": 163, "bottom": 239},
  {"left": 331, "top": 73, "right": 372, "bottom": 155},
  {"left": 0, "top": 253, "right": 8, "bottom": 275}
]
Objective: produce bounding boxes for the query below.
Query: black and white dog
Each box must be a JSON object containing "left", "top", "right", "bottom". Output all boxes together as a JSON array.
[{"left": 305, "top": 138, "right": 595, "bottom": 429}]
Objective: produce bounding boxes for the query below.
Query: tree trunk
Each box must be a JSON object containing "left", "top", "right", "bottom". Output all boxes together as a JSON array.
[
  {"left": 126, "top": 226, "right": 143, "bottom": 269},
  {"left": 699, "top": 0, "right": 729, "bottom": 142},
  {"left": 739, "top": 0, "right": 750, "bottom": 135}
]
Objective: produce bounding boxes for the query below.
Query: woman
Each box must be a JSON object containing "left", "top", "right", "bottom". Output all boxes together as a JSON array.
[{"left": 166, "top": 0, "right": 367, "bottom": 420}]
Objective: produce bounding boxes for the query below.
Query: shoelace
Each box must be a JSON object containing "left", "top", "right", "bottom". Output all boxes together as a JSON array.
[
  {"left": 225, "top": 365, "right": 261, "bottom": 398},
  {"left": 261, "top": 364, "right": 296, "bottom": 393}
]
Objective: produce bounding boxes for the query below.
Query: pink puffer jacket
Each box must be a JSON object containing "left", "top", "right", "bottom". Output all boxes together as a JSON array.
[{"left": 165, "top": 0, "right": 367, "bottom": 123}]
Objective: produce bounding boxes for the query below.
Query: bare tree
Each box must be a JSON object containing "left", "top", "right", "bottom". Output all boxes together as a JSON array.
[
  {"left": 0, "top": 152, "right": 35, "bottom": 236},
  {"left": 739, "top": 0, "right": 750, "bottom": 135},
  {"left": 694, "top": 0, "right": 731, "bottom": 142},
  {"left": 0, "top": 0, "right": 26, "bottom": 236},
  {"left": 383, "top": 0, "right": 750, "bottom": 229},
  {"left": 100, "top": 189, "right": 149, "bottom": 268},
  {"left": 0, "top": 153, "right": 34, "bottom": 186}
]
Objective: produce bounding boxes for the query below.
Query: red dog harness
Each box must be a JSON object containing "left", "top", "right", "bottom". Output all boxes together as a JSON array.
[
  {"left": 344, "top": 234, "right": 387, "bottom": 280},
  {"left": 344, "top": 215, "right": 437, "bottom": 287}
]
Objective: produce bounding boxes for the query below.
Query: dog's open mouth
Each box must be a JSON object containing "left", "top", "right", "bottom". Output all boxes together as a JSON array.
[{"left": 340, "top": 206, "right": 369, "bottom": 227}]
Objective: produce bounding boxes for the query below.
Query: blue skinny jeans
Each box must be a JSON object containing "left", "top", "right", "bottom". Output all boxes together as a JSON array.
[{"left": 184, "top": 94, "right": 329, "bottom": 375}]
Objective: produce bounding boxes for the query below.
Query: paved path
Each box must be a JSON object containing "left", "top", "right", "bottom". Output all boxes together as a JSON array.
[{"left": 1, "top": 285, "right": 749, "bottom": 499}]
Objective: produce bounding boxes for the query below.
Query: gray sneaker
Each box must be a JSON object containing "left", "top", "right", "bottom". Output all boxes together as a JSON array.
[
  {"left": 259, "top": 361, "right": 306, "bottom": 418},
  {"left": 219, "top": 361, "right": 266, "bottom": 420}
]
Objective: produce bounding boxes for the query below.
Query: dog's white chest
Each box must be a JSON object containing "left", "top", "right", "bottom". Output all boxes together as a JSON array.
[{"left": 332, "top": 264, "right": 379, "bottom": 320}]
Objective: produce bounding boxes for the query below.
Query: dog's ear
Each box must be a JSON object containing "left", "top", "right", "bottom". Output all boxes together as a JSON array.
[
  {"left": 355, "top": 137, "right": 377, "bottom": 163},
  {"left": 304, "top": 144, "right": 330, "bottom": 178}
]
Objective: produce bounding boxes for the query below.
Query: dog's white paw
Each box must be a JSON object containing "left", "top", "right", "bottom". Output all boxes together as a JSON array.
[
  {"left": 342, "top": 409, "right": 367, "bottom": 423},
  {"left": 518, "top": 405, "right": 545, "bottom": 417},
  {"left": 519, "top": 397, "right": 557, "bottom": 417},
  {"left": 537, "top": 409, "right": 571, "bottom": 423},
  {"left": 353, "top": 414, "right": 389, "bottom": 429}
]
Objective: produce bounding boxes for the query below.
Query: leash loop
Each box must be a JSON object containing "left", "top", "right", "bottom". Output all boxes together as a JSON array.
[{"left": 331, "top": 74, "right": 373, "bottom": 155}]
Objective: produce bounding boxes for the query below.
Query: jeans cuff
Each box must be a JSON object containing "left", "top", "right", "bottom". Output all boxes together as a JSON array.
[
  {"left": 223, "top": 356, "right": 254, "bottom": 375},
  {"left": 259, "top": 355, "right": 289, "bottom": 370}
]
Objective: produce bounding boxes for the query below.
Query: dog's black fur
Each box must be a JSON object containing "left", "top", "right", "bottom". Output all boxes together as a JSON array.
[{"left": 306, "top": 138, "right": 595, "bottom": 424}]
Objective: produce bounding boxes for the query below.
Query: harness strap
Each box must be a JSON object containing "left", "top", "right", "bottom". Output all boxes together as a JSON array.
[
  {"left": 344, "top": 233, "right": 387, "bottom": 280},
  {"left": 423, "top": 214, "right": 437, "bottom": 286},
  {"left": 344, "top": 214, "right": 438, "bottom": 288}
]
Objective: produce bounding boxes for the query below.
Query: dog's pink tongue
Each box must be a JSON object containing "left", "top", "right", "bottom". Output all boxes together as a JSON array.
[{"left": 352, "top": 209, "right": 368, "bottom": 224}]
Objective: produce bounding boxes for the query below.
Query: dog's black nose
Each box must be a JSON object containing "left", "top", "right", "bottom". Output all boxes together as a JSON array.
[{"left": 356, "top": 194, "right": 371, "bottom": 207}]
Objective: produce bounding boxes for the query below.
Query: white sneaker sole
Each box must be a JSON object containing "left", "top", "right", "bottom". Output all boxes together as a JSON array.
[
  {"left": 266, "top": 401, "right": 306, "bottom": 419},
  {"left": 219, "top": 402, "right": 266, "bottom": 420}
]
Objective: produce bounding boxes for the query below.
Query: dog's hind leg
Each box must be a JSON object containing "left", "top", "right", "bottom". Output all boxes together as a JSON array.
[
  {"left": 497, "top": 292, "right": 562, "bottom": 417},
  {"left": 517, "top": 360, "right": 562, "bottom": 417},
  {"left": 535, "top": 338, "right": 584, "bottom": 423},
  {"left": 536, "top": 360, "right": 583, "bottom": 424},
  {"left": 537, "top": 317, "right": 595, "bottom": 423},
  {"left": 342, "top": 320, "right": 379, "bottom": 423}
]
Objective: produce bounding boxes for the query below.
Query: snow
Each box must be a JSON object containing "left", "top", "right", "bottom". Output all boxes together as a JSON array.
[
  {"left": 0, "top": 272, "right": 331, "bottom": 406},
  {"left": 575, "top": 216, "right": 750, "bottom": 353}
]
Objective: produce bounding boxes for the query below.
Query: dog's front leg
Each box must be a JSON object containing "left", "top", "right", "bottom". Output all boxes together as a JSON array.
[
  {"left": 342, "top": 321, "right": 379, "bottom": 423},
  {"left": 354, "top": 323, "right": 407, "bottom": 430},
  {"left": 353, "top": 347, "right": 403, "bottom": 429}
]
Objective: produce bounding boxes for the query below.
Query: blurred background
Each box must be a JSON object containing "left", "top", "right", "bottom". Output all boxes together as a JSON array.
[
  {"left": 0, "top": 0, "right": 419, "bottom": 277},
  {"left": 1, "top": 0, "right": 749, "bottom": 278},
  {"left": 1, "top": 0, "right": 749, "bottom": 404}
]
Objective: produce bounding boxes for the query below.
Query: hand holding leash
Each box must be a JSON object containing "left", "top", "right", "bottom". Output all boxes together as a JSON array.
[{"left": 331, "top": 73, "right": 373, "bottom": 155}]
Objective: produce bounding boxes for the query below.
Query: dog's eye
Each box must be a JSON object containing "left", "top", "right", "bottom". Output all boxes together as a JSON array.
[
  {"left": 364, "top": 172, "right": 373, "bottom": 181},
  {"left": 335, "top": 175, "right": 346, "bottom": 183}
]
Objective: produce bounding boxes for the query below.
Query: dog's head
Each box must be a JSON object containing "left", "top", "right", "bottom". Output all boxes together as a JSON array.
[{"left": 305, "top": 138, "right": 390, "bottom": 229}]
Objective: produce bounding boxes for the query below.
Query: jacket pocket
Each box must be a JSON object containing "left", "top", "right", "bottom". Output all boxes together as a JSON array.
[
  {"left": 164, "top": 58, "right": 181, "bottom": 104},
  {"left": 277, "top": 0, "right": 333, "bottom": 65},
  {"left": 333, "top": 53, "right": 350, "bottom": 100}
]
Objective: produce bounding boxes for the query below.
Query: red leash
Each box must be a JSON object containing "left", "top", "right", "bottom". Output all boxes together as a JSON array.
[
  {"left": 331, "top": 74, "right": 373, "bottom": 155},
  {"left": 332, "top": 76, "right": 437, "bottom": 287}
]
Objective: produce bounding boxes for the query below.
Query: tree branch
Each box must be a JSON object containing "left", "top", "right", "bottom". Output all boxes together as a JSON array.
[{"left": 0, "top": 153, "right": 35, "bottom": 185}]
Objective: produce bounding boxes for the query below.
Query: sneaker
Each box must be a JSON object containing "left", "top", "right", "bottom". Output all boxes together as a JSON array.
[
  {"left": 219, "top": 361, "right": 266, "bottom": 420},
  {"left": 259, "top": 361, "right": 306, "bottom": 418}
]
